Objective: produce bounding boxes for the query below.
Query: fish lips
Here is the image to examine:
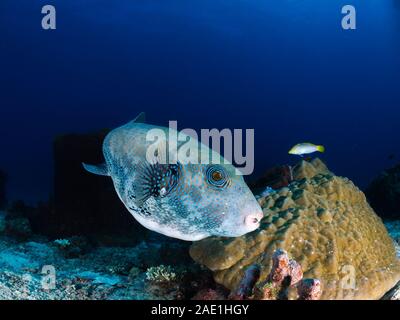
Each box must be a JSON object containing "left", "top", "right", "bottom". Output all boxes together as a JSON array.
[{"left": 215, "top": 212, "right": 263, "bottom": 238}]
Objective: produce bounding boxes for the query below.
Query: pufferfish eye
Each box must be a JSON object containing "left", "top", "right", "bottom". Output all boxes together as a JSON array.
[
  {"left": 212, "top": 171, "right": 223, "bottom": 181},
  {"left": 205, "top": 165, "right": 231, "bottom": 189}
]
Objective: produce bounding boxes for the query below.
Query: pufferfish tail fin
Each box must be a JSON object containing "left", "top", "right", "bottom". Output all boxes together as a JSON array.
[
  {"left": 316, "top": 145, "right": 325, "bottom": 153},
  {"left": 82, "top": 162, "right": 110, "bottom": 176}
]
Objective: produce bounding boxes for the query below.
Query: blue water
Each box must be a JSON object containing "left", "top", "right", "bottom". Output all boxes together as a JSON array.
[{"left": 0, "top": 0, "right": 399, "bottom": 203}]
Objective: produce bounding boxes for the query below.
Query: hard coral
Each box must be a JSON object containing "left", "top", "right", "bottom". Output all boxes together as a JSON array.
[
  {"left": 145, "top": 265, "right": 178, "bottom": 283},
  {"left": 190, "top": 159, "right": 400, "bottom": 300},
  {"left": 229, "top": 249, "right": 320, "bottom": 300},
  {"left": 53, "top": 236, "right": 92, "bottom": 258}
]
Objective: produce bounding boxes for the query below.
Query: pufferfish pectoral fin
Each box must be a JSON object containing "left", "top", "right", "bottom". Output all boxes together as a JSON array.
[{"left": 82, "top": 162, "right": 110, "bottom": 176}]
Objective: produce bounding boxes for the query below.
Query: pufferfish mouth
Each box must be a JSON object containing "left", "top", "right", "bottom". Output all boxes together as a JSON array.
[{"left": 244, "top": 211, "right": 264, "bottom": 229}]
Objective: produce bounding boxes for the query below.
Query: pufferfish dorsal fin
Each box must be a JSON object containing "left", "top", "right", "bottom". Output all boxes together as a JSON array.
[
  {"left": 82, "top": 162, "right": 110, "bottom": 176},
  {"left": 130, "top": 112, "right": 146, "bottom": 124}
]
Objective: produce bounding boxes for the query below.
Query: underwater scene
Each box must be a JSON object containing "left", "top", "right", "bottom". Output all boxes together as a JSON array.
[{"left": 0, "top": 0, "right": 400, "bottom": 303}]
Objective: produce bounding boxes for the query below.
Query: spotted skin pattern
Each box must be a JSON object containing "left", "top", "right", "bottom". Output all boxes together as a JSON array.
[{"left": 83, "top": 114, "right": 263, "bottom": 241}]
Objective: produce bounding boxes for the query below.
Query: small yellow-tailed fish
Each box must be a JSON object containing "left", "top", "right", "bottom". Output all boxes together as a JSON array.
[{"left": 288, "top": 143, "right": 325, "bottom": 156}]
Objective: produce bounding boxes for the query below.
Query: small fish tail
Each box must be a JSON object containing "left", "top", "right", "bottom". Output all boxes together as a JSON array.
[{"left": 316, "top": 145, "right": 325, "bottom": 153}]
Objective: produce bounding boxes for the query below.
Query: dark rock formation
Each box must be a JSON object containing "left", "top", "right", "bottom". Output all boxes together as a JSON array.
[
  {"left": 0, "top": 169, "right": 7, "bottom": 209},
  {"left": 381, "top": 281, "right": 400, "bottom": 300},
  {"left": 249, "top": 165, "right": 294, "bottom": 191},
  {"left": 365, "top": 163, "right": 400, "bottom": 219},
  {"left": 47, "top": 130, "right": 151, "bottom": 241},
  {"left": 229, "top": 264, "right": 261, "bottom": 300}
]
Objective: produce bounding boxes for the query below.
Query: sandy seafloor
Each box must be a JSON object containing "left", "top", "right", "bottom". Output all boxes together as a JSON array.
[{"left": 0, "top": 210, "right": 399, "bottom": 300}]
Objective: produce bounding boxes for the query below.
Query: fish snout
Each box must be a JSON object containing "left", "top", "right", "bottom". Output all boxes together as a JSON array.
[{"left": 244, "top": 211, "right": 263, "bottom": 229}]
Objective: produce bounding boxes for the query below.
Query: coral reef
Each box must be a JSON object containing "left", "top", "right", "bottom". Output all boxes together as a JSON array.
[
  {"left": 253, "top": 249, "right": 306, "bottom": 300},
  {"left": 3, "top": 214, "right": 33, "bottom": 241},
  {"left": 229, "top": 249, "right": 321, "bottom": 300},
  {"left": 143, "top": 263, "right": 217, "bottom": 300},
  {"left": 291, "top": 158, "right": 332, "bottom": 180},
  {"left": 6, "top": 200, "right": 51, "bottom": 237},
  {"left": 53, "top": 236, "right": 93, "bottom": 258},
  {"left": 190, "top": 158, "right": 400, "bottom": 300},
  {"left": 365, "top": 163, "right": 400, "bottom": 219},
  {"left": 0, "top": 208, "right": 212, "bottom": 300},
  {"left": 145, "top": 265, "right": 179, "bottom": 283},
  {"left": 1, "top": 156, "right": 399, "bottom": 300},
  {"left": 0, "top": 235, "right": 211, "bottom": 300},
  {"left": 250, "top": 159, "right": 331, "bottom": 192},
  {"left": 144, "top": 265, "right": 185, "bottom": 299},
  {"left": 54, "top": 239, "right": 71, "bottom": 248}
]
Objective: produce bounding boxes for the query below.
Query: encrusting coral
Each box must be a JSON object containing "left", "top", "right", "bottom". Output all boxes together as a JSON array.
[
  {"left": 229, "top": 249, "right": 321, "bottom": 300},
  {"left": 190, "top": 159, "right": 400, "bottom": 300}
]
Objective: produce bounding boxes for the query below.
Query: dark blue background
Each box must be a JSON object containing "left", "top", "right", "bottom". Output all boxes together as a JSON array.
[{"left": 1, "top": 0, "right": 399, "bottom": 203}]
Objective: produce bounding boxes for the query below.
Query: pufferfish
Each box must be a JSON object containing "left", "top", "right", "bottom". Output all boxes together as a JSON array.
[{"left": 83, "top": 113, "right": 263, "bottom": 241}]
